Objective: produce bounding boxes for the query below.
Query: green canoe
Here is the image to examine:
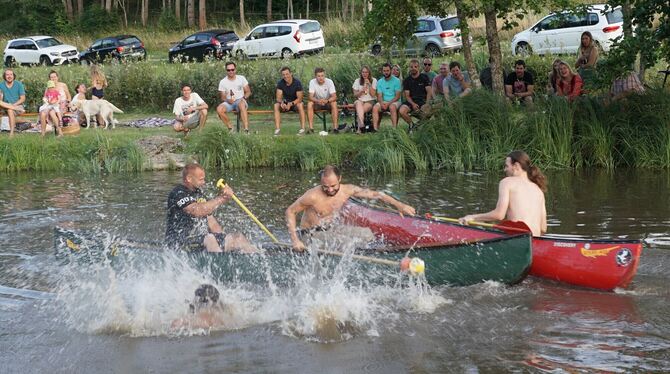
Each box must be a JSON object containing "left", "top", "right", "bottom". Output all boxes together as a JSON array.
[{"left": 54, "top": 227, "right": 532, "bottom": 287}]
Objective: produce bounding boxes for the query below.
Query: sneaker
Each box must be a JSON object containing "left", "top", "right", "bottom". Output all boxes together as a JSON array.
[
  {"left": 244, "top": 129, "right": 250, "bottom": 135},
  {"left": 274, "top": 129, "right": 280, "bottom": 136},
  {"left": 228, "top": 127, "right": 235, "bottom": 133},
  {"left": 307, "top": 128, "right": 314, "bottom": 134},
  {"left": 332, "top": 128, "right": 340, "bottom": 134},
  {"left": 297, "top": 128, "right": 305, "bottom": 135}
]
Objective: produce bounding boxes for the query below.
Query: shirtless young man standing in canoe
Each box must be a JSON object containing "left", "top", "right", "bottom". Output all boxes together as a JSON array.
[
  {"left": 286, "top": 165, "right": 416, "bottom": 251},
  {"left": 459, "top": 150, "right": 547, "bottom": 236}
]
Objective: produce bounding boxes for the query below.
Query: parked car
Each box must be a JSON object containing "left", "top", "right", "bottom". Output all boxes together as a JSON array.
[
  {"left": 370, "top": 15, "right": 464, "bottom": 57},
  {"left": 169, "top": 29, "right": 238, "bottom": 63},
  {"left": 3, "top": 36, "right": 78, "bottom": 66},
  {"left": 79, "top": 35, "right": 147, "bottom": 64},
  {"left": 232, "top": 19, "right": 325, "bottom": 59},
  {"left": 511, "top": 4, "right": 623, "bottom": 56}
]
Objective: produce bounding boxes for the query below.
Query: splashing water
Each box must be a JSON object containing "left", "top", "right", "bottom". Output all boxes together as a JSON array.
[{"left": 50, "top": 227, "right": 448, "bottom": 342}]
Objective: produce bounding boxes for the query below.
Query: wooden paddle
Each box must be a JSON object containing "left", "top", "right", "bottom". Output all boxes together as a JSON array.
[
  {"left": 217, "top": 179, "right": 280, "bottom": 243},
  {"left": 274, "top": 241, "right": 425, "bottom": 275},
  {"left": 424, "top": 213, "right": 532, "bottom": 235}
]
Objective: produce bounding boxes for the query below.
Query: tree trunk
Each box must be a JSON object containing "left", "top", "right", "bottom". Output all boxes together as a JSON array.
[
  {"left": 341, "top": 0, "right": 347, "bottom": 20},
  {"left": 266, "top": 0, "right": 272, "bottom": 21},
  {"left": 175, "top": 0, "right": 181, "bottom": 20},
  {"left": 141, "top": 0, "right": 149, "bottom": 26},
  {"left": 187, "top": 0, "right": 195, "bottom": 27},
  {"left": 116, "top": 0, "right": 128, "bottom": 27},
  {"left": 239, "top": 0, "right": 246, "bottom": 28},
  {"left": 456, "top": 2, "right": 478, "bottom": 88},
  {"left": 306, "top": 0, "right": 309, "bottom": 19},
  {"left": 105, "top": 0, "right": 112, "bottom": 12},
  {"left": 350, "top": 0, "right": 354, "bottom": 20},
  {"left": 326, "top": 0, "right": 329, "bottom": 17},
  {"left": 76, "top": 0, "right": 83, "bottom": 16},
  {"left": 484, "top": 8, "right": 503, "bottom": 94},
  {"left": 62, "top": 0, "right": 74, "bottom": 21},
  {"left": 199, "top": 0, "right": 206, "bottom": 30}
]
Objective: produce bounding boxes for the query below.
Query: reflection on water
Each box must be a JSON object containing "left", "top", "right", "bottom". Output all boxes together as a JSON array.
[{"left": 0, "top": 169, "right": 669, "bottom": 372}]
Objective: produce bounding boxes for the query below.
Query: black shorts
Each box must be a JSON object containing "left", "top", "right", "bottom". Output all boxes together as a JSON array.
[
  {"left": 312, "top": 103, "right": 331, "bottom": 111},
  {"left": 297, "top": 225, "right": 331, "bottom": 239}
]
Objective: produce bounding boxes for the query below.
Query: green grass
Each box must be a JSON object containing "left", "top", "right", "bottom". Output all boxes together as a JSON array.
[{"left": 3, "top": 84, "right": 670, "bottom": 173}]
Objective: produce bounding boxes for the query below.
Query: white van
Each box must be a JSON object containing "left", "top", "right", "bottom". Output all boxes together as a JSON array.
[
  {"left": 232, "top": 19, "right": 325, "bottom": 59},
  {"left": 511, "top": 4, "right": 623, "bottom": 56}
]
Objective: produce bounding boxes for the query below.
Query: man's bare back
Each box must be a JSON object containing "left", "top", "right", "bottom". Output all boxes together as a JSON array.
[
  {"left": 286, "top": 166, "right": 415, "bottom": 251},
  {"left": 460, "top": 151, "right": 547, "bottom": 236}
]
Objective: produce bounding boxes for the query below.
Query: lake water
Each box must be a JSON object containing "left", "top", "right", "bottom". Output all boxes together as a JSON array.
[{"left": 1, "top": 169, "right": 669, "bottom": 373}]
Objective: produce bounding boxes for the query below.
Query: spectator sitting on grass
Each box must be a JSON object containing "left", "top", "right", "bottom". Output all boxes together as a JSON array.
[
  {"left": 308, "top": 67, "right": 339, "bottom": 133},
  {"left": 430, "top": 63, "right": 450, "bottom": 109},
  {"left": 399, "top": 59, "right": 433, "bottom": 128},
  {"left": 422, "top": 57, "right": 437, "bottom": 81},
  {"left": 0, "top": 69, "right": 26, "bottom": 138},
  {"left": 173, "top": 84, "right": 208, "bottom": 136},
  {"left": 504, "top": 59, "right": 534, "bottom": 105},
  {"left": 274, "top": 66, "right": 306, "bottom": 136},
  {"left": 392, "top": 64, "right": 403, "bottom": 80},
  {"left": 352, "top": 65, "right": 377, "bottom": 134},
  {"left": 41, "top": 80, "right": 63, "bottom": 137},
  {"left": 609, "top": 71, "right": 645, "bottom": 102},
  {"left": 90, "top": 64, "right": 107, "bottom": 100},
  {"left": 443, "top": 61, "right": 472, "bottom": 102},
  {"left": 556, "top": 61, "right": 583, "bottom": 102},
  {"left": 546, "top": 59, "right": 562, "bottom": 96},
  {"left": 575, "top": 31, "right": 599, "bottom": 86},
  {"left": 372, "top": 63, "right": 402, "bottom": 130},
  {"left": 217, "top": 61, "right": 251, "bottom": 134}
]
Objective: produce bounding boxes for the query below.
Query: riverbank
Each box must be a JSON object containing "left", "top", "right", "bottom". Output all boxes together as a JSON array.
[{"left": 1, "top": 90, "right": 668, "bottom": 173}]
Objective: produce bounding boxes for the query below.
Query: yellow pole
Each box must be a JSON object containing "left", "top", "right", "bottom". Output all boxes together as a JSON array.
[{"left": 217, "top": 179, "right": 280, "bottom": 243}]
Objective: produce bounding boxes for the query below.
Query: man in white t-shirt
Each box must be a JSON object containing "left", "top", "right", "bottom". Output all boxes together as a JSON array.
[
  {"left": 216, "top": 62, "right": 252, "bottom": 133},
  {"left": 173, "top": 84, "right": 208, "bottom": 135},
  {"left": 308, "top": 67, "right": 338, "bottom": 133}
]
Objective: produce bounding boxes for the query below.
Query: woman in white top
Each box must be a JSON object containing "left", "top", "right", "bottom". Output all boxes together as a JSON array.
[
  {"left": 70, "top": 83, "right": 87, "bottom": 126},
  {"left": 352, "top": 65, "right": 377, "bottom": 133}
]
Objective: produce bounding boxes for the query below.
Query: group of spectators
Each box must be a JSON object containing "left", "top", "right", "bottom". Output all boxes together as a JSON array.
[
  {"left": 0, "top": 67, "right": 107, "bottom": 138},
  {"left": 173, "top": 57, "right": 479, "bottom": 136}
]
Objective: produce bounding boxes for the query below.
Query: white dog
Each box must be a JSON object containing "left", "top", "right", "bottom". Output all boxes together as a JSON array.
[{"left": 73, "top": 99, "right": 124, "bottom": 129}]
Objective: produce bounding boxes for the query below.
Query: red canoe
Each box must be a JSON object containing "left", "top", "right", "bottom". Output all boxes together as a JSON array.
[{"left": 341, "top": 199, "right": 643, "bottom": 291}]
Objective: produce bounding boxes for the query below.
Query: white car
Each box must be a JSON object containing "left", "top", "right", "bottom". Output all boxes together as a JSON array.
[
  {"left": 4, "top": 36, "right": 79, "bottom": 66},
  {"left": 511, "top": 4, "right": 623, "bottom": 56},
  {"left": 233, "top": 19, "right": 325, "bottom": 59}
]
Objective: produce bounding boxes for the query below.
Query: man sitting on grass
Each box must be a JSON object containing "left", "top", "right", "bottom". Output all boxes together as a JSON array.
[{"left": 173, "top": 84, "right": 208, "bottom": 136}]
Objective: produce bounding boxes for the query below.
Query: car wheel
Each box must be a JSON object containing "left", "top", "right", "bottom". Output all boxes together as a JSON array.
[
  {"left": 4, "top": 56, "right": 16, "bottom": 67},
  {"left": 515, "top": 43, "right": 531, "bottom": 56},
  {"left": 281, "top": 48, "right": 293, "bottom": 59},
  {"left": 424, "top": 44, "right": 442, "bottom": 57},
  {"left": 39, "top": 55, "right": 51, "bottom": 66},
  {"left": 235, "top": 50, "right": 246, "bottom": 60},
  {"left": 371, "top": 45, "right": 382, "bottom": 56}
]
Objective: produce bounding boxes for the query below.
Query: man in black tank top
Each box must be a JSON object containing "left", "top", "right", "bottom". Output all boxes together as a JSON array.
[{"left": 165, "top": 164, "right": 257, "bottom": 252}]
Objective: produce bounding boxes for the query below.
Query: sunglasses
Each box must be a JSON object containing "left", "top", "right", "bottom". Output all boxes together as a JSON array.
[
  {"left": 424, "top": 63, "right": 432, "bottom": 66},
  {"left": 226, "top": 68, "right": 235, "bottom": 72}
]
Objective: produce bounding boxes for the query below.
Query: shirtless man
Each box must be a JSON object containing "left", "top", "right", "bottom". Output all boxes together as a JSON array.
[
  {"left": 286, "top": 165, "right": 416, "bottom": 251},
  {"left": 459, "top": 150, "right": 547, "bottom": 236}
]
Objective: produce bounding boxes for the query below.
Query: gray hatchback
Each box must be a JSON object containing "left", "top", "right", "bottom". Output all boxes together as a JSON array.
[{"left": 371, "top": 15, "right": 464, "bottom": 57}]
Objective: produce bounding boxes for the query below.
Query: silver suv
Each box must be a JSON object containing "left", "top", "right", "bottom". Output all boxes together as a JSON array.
[
  {"left": 371, "top": 15, "right": 463, "bottom": 57},
  {"left": 4, "top": 36, "right": 79, "bottom": 66}
]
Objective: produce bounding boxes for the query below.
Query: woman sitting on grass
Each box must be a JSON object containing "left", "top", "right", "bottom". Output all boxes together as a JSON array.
[{"left": 556, "top": 61, "right": 583, "bottom": 102}]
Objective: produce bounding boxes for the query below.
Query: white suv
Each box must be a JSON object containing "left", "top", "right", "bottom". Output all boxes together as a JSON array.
[
  {"left": 232, "top": 19, "right": 325, "bottom": 59},
  {"left": 4, "top": 36, "right": 79, "bottom": 66},
  {"left": 511, "top": 4, "right": 623, "bottom": 56}
]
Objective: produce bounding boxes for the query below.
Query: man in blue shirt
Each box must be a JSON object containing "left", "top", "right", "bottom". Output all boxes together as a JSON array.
[
  {"left": 0, "top": 69, "right": 26, "bottom": 138},
  {"left": 372, "top": 63, "right": 402, "bottom": 130}
]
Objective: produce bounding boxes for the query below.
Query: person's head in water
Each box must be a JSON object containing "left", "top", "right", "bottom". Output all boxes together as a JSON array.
[
  {"left": 505, "top": 150, "right": 547, "bottom": 192},
  {"left": 189, "top": 284, "right": 220, "bottom": 313},
  {"left": 319, "top": 165, "right": 341, "bottom": 197},
  {"left": 182, "top": 163, "right": 206, "bottom": 191}
]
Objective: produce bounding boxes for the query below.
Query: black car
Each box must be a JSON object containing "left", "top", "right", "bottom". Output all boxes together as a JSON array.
[
  {"left": 79, "top": 35, "right": 147, "bottom": 64},
  {"left": 168, "top": 29, "right": 238, "bottom": 63}
]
